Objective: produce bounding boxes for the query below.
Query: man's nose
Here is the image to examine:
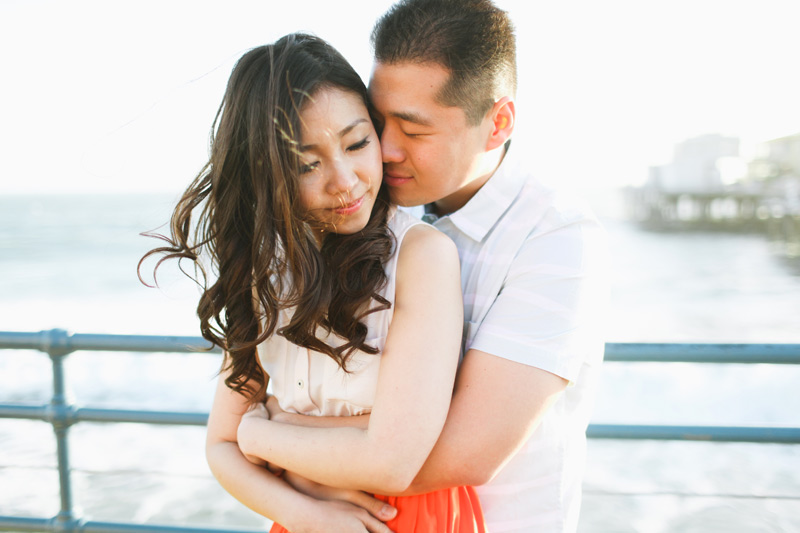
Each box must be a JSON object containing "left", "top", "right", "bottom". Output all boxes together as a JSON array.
[{"left": 380, "top": 126, "right": 404, "bottom": 163}]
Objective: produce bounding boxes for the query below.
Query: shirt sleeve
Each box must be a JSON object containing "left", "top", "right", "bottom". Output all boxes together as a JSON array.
[{"left": 468, "top": 214, "right": 610, "bottom": 383}]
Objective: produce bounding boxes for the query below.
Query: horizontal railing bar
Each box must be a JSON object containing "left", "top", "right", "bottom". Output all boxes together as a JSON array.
[
  {"left": 81, "top": 522, "right": 264, "bottom": 533},
  {"left": 0, "top": 516, "right": 263, "bottom": 533},
  {"left": 65, "top": 334, "right": 221, "bottom": 354},
  {"left": 0, "top": 404, "right": 46, "bottom": 419},
  {"left": 0, "top": 404, "right": 207, "bottom": 426},
  {"left": 588, "top": 424, "right": 800, "bottom": 443},
  {"left": 3, "top": 331, "right": 800, "bottom": 363},
  {"left": 582, "top": 489, "right": 800, "bottom": 500},
  {"left": 76, "top": 407, "right": 208, "bottom": 426},
  {"left": 0, "top": 330, "right": 221, "bottom": 356},
  {"left": 3, "top": 401, "right": 797, "bottom": 443},
  {"left": 0, "top": 516, "right": 50, "bottom": 532},
  {"left": 604, "top": 342, "right": 800, "bottom": 364}
]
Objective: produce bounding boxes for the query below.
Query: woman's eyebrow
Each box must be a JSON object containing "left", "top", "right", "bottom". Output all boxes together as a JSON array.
[{"left": 300, "top": 118, "right": 369, "bottom": 152}]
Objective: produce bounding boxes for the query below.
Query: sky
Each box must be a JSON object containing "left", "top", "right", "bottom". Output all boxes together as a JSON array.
[{"left": 1, "top": 0, "right": 799, "bottom": 195}]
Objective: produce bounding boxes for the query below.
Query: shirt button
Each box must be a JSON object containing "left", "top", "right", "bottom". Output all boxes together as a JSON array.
[{"left": 297, "top": 379, "right": 305, "bottom": 389}]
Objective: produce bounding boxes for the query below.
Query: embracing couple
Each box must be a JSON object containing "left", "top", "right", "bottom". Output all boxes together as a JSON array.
[{"left": 144, "top": 0, "right": 608, "bottom": 531}]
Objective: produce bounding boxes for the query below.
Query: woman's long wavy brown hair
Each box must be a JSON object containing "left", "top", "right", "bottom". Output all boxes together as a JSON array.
[{"left": 139, "top": 34, "right": 394, "bottom": 402}]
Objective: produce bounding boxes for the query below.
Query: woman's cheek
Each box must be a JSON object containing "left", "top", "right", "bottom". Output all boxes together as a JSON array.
[{"left": 297, "top": 184, "right": 320, "bottom": 215}]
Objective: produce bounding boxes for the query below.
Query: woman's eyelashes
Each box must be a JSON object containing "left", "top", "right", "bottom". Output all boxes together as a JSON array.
[
  {"left": 300, "top": 137, "right": 371, "bottom": 173},
  {"left": 347, "top": 137, "right": 371, "bottom": 152},
  {"left": 299, "top": 161, "right": 319, "bottom": 174}
]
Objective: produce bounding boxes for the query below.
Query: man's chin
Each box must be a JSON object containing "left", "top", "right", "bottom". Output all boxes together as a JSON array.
[
  {"left": 388, "top": 189, "right": 409, "bottom": 206},
  {"left": 388, "top": 188, "right": 424, "bottom": 208}
]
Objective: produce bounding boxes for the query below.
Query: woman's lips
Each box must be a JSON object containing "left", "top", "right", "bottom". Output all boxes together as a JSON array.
[{"left": 333, "top": 195, "right": 365, "bottom": 215}]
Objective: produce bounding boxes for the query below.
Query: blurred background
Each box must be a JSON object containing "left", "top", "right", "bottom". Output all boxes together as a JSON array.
[{"left": 1, "top": 0, "right": 799, "bottom": 531}]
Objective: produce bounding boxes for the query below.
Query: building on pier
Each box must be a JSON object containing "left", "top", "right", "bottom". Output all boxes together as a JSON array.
[
  {"left": 750, "top": 133, "right": 800, "bottom": 256},
  {"left": 626, "top": 133, "right": 800, "bottom": 251},
  {"left": 626, "top": 134, "right": 757, "bottom": 229}
]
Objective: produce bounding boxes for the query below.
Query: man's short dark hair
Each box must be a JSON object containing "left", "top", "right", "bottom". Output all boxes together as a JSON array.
[{"left": 371, "top": 0, "right": 517, "bottom": 125}]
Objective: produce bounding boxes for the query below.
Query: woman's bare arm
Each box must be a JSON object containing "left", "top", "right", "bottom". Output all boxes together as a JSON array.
[
  {"left": 264, "top": 395, "right": 370, "bottom": 429},
  {"left": 236, "top": 225, "right": 463, "bottom": 494},
  {"left": 206, "top": 368, "right": 395, "bottom": 532}
]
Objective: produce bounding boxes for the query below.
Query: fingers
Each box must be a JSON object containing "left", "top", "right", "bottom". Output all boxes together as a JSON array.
[
  {"left": 283, "top": 470, "right": 322, "bottom": 497},
  {"left": 242, "top": 402, "right": 269, "bottom": 420},
  {"left": 282, "top": 472, "right": 398, "bottom": 523},
  {"left": 242, "top": 453, "right": 267, "bottom": 467},
  {"left": 362, "top": 512, "right": 395, "bottom": 533},
  {"left": 319, "top": 501, "right": 395, "bottom": 533},
  {"left": 266, "top": 394, "right": 280, "bottom": 408},
  {"left": 267, "top": 462, "right": 285, "bottom": 476},
  {"left": 348, "top": 505, "right": 395, "bottom": 533},
  {"left": 265, "top": 395, "right": 284, "bottom": 418},
  {"left": 347, "top": 492, "right": 397, "bottom": 522}
]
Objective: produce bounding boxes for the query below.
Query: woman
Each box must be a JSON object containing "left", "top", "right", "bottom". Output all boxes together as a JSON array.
[{"left": 141, "top": 33, "right": 485, "bottom": 532}]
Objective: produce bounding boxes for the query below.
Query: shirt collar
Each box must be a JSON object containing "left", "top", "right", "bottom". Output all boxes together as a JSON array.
[{"left": 426, "top": 145, "right": 528, "bottom": 241}]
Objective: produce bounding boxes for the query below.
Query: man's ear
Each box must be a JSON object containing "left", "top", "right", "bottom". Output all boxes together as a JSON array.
[{"left": 485, "top": 96, "right": 515, "bottom": 151}]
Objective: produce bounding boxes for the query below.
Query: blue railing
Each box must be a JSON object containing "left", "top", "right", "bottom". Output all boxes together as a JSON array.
[{"left": 1, "top": 329, "right": 799, "bottom": 532}]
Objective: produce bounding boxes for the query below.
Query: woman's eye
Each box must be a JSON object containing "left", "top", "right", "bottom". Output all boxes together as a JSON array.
[
  {"left": 347, "top": 137, "right": 371, "bottom": 152},
  {"left": 299, "top": 161, "right": 319, "bottom": 174}
]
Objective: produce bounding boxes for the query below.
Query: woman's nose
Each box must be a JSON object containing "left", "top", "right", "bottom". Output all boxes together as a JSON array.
[{"left": 326, "top": 159, "right": 359, "bottom": 194}]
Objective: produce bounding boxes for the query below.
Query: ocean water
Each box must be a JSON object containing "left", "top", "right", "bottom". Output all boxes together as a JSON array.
[{"left": 1, "top": 192, "right": 799, "bottom": 531}]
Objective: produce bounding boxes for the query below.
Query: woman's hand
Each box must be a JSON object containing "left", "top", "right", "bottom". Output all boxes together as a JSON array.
[
  {"left": 296, "top": 499, "right": 396, "bottom": 533},
  {"left": 239, "top": 402, "right": 396, "bottom": 532},
  {"left": 283, "top": 470, "right": 397, "bottom": 524},
  {"left": 238, "top": 403, "right": 271, "bottom": 468},
  {"left": 242, "top": 401, "right": 270, "bottom": 422},
  {"left": 265, "top": 394, "right": 289, "bottom": 423}
]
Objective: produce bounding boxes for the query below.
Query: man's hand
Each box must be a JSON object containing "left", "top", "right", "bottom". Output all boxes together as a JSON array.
[{"left": 284, "top": 470, "right": 397, "bottom": 524}]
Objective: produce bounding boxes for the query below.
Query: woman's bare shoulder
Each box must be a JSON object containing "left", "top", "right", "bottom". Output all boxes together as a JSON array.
[{"left": 395, "top": 223, "right": 459, "bottom": 283}]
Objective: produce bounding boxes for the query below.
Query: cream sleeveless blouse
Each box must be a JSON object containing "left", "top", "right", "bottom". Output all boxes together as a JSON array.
[{"left": 256, "top": 208, "right": 424, "bottom": 417}]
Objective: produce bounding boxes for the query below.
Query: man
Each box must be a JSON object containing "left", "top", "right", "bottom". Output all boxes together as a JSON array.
[{"left": 365, "top": 1, "right": 609, "bottom": 530}]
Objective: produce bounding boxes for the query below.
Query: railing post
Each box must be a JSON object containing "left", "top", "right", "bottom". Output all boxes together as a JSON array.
[{"left": 43, "top": 329, "right": 80, "bottom": 531}]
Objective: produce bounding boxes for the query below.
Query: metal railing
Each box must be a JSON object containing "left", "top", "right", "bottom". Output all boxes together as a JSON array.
[{"left": 1, "top": 329, "right": 799, "bottom": 532}]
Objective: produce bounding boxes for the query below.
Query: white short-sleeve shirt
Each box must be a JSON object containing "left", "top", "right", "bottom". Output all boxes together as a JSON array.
[{"left": 426, "top": 147, "right": 610, "bottom": 532}]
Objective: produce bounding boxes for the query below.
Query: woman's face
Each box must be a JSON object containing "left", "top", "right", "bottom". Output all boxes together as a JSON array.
[{"left": 296, "top": 87, "right": 382, "bottom": 236}]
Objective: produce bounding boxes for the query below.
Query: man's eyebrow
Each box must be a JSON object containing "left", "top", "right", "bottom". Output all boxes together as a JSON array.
[
  {"left": 390, "top": 111, "right": 433, "bottom": 127},
  {"left": 300, "top": 118, "right": 368, "bottom": 152}
]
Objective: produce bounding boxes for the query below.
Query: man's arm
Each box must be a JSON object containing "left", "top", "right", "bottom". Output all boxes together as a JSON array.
[
  {"left": 404, "top": 209, "right": 607, "bottom": 493},
  {"left": 406, "top": 348, "right": 567, "bottom": 492},
  {"left": 268, "top": 350, "right": 566, "bottom": 495}
]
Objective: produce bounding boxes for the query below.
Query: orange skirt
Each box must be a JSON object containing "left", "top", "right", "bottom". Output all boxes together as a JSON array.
[{"left": 271, "top": 486, "right": 487, "bottom": 533}]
